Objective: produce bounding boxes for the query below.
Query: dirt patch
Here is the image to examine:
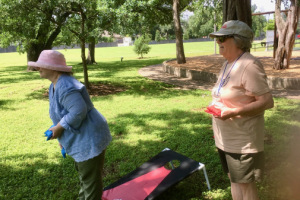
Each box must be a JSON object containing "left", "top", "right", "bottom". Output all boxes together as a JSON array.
[
  {"left": 88, "top": 83, "right": 126, "bottom": 97},
  {"left": 41, "top": 83, "right": 126, "bottom": 97},
  {"left": 167, "top": 51, "right": 300, "bottom": 78}
]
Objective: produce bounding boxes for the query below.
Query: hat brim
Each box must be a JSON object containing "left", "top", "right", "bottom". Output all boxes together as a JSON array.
[
  {"left": 209, "top": 30, "right": 233, "bottom": 38},
  {"left": 28, "top": 61, "right": 72, "bottom": 72}
]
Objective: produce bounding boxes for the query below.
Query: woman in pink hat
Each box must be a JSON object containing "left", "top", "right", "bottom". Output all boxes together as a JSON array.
[
  {"left": 28, "top": 50, "right": 112, "bottom": 200},
  {"left": 208, "top": 21, "right": 274, "bottom": 200}
]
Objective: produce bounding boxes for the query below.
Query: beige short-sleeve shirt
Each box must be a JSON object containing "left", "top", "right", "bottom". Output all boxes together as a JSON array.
[{"left": 212, "top": 52, "right": 270, "bottom": 153}]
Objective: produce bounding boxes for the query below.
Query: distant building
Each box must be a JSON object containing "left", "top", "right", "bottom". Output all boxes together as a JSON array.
[
  {"left": 102, "top": 31, "right": 123, "bottom": 43},
  {"left": 119, "top": 37, "right": 133, "bottom": 47},
  {"left": 102, "top": 31, "right": 133, "bottom": 47}
]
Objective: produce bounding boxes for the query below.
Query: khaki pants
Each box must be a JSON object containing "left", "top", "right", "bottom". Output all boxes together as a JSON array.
[{"left": 74, "top": 150, "right": 106, "bottom": 200}]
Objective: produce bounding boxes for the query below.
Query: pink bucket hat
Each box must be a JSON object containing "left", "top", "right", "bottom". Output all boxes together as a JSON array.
[{"left": 28, "top": 50, "right": 72, "bottom": 72}]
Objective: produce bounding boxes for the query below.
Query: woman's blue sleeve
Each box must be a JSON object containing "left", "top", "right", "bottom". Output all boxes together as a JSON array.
[{"left": 59, "top": 91, "right": 87, "bottom": 133}]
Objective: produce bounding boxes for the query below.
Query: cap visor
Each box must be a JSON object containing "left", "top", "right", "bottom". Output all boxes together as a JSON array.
[{"left": 209, "top": 32, "right": 228, "bottom": 38}]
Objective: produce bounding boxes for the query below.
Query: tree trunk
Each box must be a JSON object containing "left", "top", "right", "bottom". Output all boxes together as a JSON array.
[
  {"left": 81, "top": 40, "right": 89, "bottom": 89},
  {"left": 87, "top": 37, "right": 97, "bottom": 65},
  {"left": 26, "top": 26, "right": 62, "bottom": 71},
  {"left": 27, "top": 43, "right": 42, "bottom": 61},
  {"left": 273, "top": 22, "right": 278, "bottom": 58},
  {"left": 223, "top": 0, "right": 252, "bottom": 27},
  {"left": 80, "top": 12, "right": 89, "bottom": 89},
  {"left": 26, "top": 42, "right": 47, "bottom": 71},
  {"left": 274, "top": 0, "right": 299, "bottom": 70},
  {"left": 173, "top": 0, "right": 186, "bottom": 64}
]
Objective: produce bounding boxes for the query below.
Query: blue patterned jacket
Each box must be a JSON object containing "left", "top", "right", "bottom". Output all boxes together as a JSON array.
[{"left": 49, "top": 74, "right": 111, "bottom": 162}]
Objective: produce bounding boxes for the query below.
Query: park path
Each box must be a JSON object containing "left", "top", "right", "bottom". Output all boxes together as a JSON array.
[{"left": 139, "top": 64, "right": 300, "bottom": 99}]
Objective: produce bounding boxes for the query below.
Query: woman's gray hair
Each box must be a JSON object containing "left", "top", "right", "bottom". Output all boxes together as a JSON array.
[
  {"left": 61, "top": 71, "right": 74, "bottom": 76},
  {"left": 233, "top": 35, "right": 253, "bottom": 52}
]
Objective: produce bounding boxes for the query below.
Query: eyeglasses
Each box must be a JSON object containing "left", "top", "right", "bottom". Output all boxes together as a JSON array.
[{"left": 216, "top": 35, "right": 233, "bottom": 43}]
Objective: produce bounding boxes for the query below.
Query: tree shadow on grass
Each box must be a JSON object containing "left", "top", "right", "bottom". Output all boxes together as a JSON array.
[
  {"left": 104, "top": 109, "right": 228, "bottom": 199},
  {"left": 72, "top": 58, "right": 165, "bottom": 83},
  {"left": 0, "top": 65, "right": 27, "bottom": 72},
  {"left": 69, "top": 58, "right": 167, "bottom": 77},
  {"left": 0, "top": 99, "right": 17, "bottom": 110},
  {"left": 4, "top": 58, "right": 183, "bottom": 102},
  {"left": 25, "top": 86, "right": 49, "bottom": 101},
  {"left": 0, "top": 66, "right": 41, "bottom": 85},
  {"left": 0, "top": 153, "right": 79, "bottom": 200},
  {"left": 3, "top": 101, "right": 299, "bottom": 199},
  {"left": 0, "top": 58, "right": 166, "bottom": 86},
  {"left": 90, "top": 82, "right": 210, "bottom": 102},
  {"left": 104, "top": 100, "right": 300, "bottom": 200},
  {"left": 81, "top": 58, "right": 211, "bottom": 98},
  {"left": 4, "top": 57, "right": 300, "bottom": 199}
]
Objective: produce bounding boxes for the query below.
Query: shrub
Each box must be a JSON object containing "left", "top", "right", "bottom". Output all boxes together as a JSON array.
[{"left": 133, "top": 34, "right": 151, "bottom": 58}]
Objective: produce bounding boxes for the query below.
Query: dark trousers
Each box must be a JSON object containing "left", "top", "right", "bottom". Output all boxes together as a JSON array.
[{"left": 74, "top": 150, "right": 106, "bottom": 200}]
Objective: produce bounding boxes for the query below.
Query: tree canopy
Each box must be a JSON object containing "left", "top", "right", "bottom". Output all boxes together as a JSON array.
[
  {"left": 186, "top": 0, "right": 223, "bottom": 38},
  {"left": 0, "top": 0, "right": 72, "bottom": 62}
]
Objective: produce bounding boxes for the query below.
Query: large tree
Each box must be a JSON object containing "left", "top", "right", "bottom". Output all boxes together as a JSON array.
[
  {"left": 62, "top": 0, "right": 173, "bottom": 87},
  {"left": 0, "top": 0, "right": 115, "bottom": 68},
  {"left": 274, "top": 0, "right": 300, "bottom": 69},
  {"left": 85, "top": 1, "right": 115, "bottom": 65},
  {"left": 223, "top": 0, "right": 252, "bottom": 27},
  {"left": 173, "top": 0, "right": 186, "bottom": 64},
  {"left": 171, "top": 0, "right": 196, "bottom": 64},
  {"left": 60, "top": 0, "right": 116, "bottom": 88},
  {"left": 0, "top": 0, "right": 71, "bottom": 67},
  {"left": 0, "top": 0, "right": 118, "bottom": 87},
  {"left": 111, "top": 0, "right": 191, "bottom": 64},
  {"left": 63, "top": 1, "right": 93, "bottom": 88}
]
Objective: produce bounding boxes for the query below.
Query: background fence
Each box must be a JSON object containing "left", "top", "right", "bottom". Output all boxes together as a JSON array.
[{"left": 0, "top": 37, "right": 275, "bottom": 53}]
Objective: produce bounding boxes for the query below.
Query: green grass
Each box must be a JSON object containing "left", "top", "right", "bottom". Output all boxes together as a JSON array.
[{"left": 1, "top": 42, "right": 300, "bottom": 200}]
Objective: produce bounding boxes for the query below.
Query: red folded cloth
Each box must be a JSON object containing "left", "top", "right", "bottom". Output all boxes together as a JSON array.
[{"left": 205, "top": 105, "right": 222, "bottom": 116}]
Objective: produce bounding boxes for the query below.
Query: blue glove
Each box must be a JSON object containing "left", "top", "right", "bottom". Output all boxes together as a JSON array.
[
  {"left": 44, "top": 125, "right": 66, "bottom": 158},
  {"left": 61, "top": 147, "right": 66, "bottom": 158},
  {"left": 44, "top": 125, "right": 55, "bottom": 141}
]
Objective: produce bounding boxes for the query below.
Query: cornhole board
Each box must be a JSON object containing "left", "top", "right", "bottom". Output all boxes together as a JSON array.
[{"left": 102, "top": 148, "right": 210, "bottom": 200}]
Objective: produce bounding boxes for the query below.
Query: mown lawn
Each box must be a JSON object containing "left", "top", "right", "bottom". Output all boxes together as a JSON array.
[{"left": 0, "top": 41, "right": 300, "bottom": 200}]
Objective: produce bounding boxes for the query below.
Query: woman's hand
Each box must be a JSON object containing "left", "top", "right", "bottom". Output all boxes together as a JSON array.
[
  {"left": 215, "top": 92, "right": 274, "bottom": 120},
  {"left": 49, "top": 123, "right": 65, "bottom": 139},
  {"left": 215, "top": 107, "right": 239, "bottom": 120}
]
